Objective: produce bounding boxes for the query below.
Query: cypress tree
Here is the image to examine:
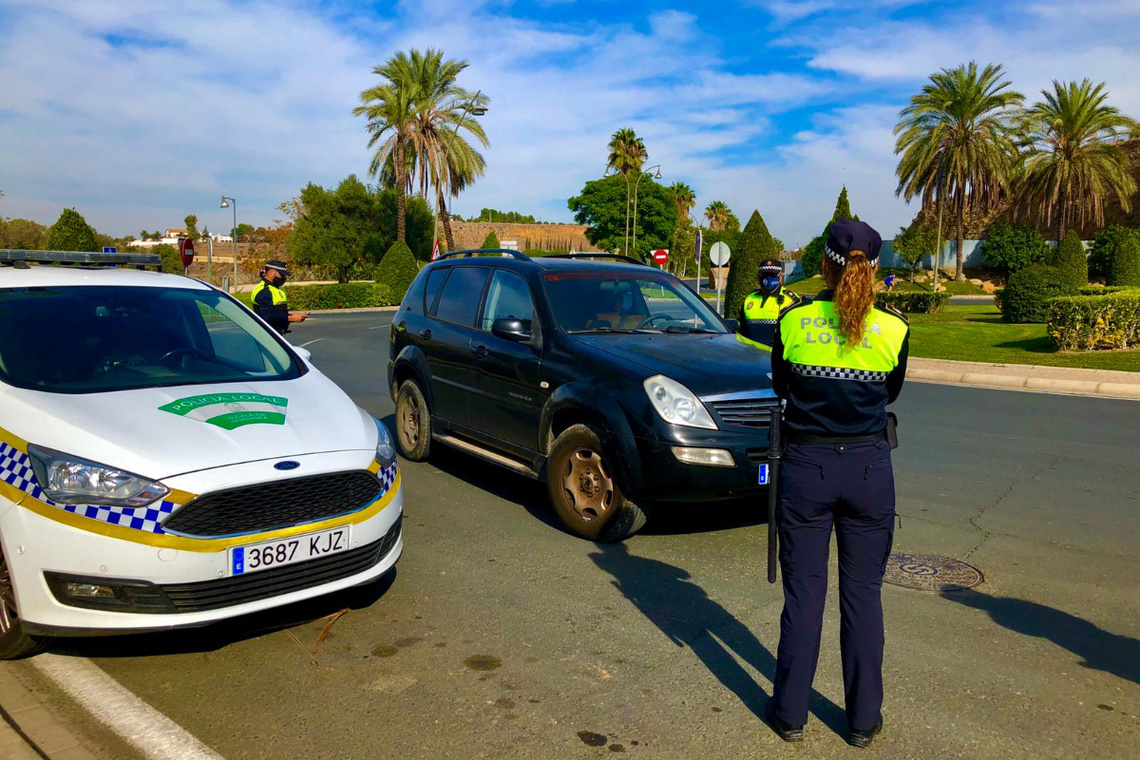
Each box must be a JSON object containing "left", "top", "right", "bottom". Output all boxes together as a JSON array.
[
  {"left": 481, "top": 230, "right": 500, "bottom": 250},
  {"left": 724, "top": 210, "right": 775, "bottom": 320},
  {"left": 1110, "top": 232, "right": 1140, "bottom": 287},
  {"left": 46, "top": 208, "right": 98, "bottom": 252},
  {"left": 375, "top": 240, "right": 419, "bottom": 301},
  {"left": 1052, "top": 229, "right": 1088, "bottom": 288},
  {"left": 803, "top": 186, "right": 859, "bottom": 277}
]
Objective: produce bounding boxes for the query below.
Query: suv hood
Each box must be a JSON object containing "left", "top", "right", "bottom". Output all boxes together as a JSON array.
[
  {"left": 571, "top": 333, "right": 773, "bottom": 396},
  {"left": 2, "top": 370, "right": 376, "bottom": 481}
]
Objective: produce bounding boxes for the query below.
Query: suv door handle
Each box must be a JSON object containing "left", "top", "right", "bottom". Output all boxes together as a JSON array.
[
  {"left": 419, "top": 328, "right": 432, "bottom": 341},
  {"left": 473, "top": 344, "right": 488, "bottom": 359}
]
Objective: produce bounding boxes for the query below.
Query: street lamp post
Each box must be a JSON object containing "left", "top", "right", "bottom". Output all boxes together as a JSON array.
[
  {"left": 631, "top": 165, "right": 662, "bottom": 260},
  {"left": 220, "top": 196, "right": 237, "bottom": 292},
  {"left": 432, "top": 90, "right": 486, "bottom": 256},
  {"left": 604, "top": 164, "right": 635, "bottom": 256}
]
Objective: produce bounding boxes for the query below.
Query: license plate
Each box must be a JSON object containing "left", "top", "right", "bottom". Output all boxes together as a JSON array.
[
  {"left": 758, "top": 464, "right": 770, "bottom": 485},
  {"left": 230, "top": 526, "right": 350, "bottom": 576}
]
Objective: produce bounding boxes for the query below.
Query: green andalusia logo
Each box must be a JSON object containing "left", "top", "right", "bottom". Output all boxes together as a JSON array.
[{"left": 159, "top": 393, "right": 289, "bottom": 430}]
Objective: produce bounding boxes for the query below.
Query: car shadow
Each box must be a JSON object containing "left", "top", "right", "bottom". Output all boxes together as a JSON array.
[
  {"left": 941, "top": 588, "right": 1140, "bottom": 685},
  {"left": 641, "top": 498, "right": 766, "bottom": 535},
  {"left": 589, "top": 541, "right": 847, "bottom": 736},
  {"left": 47, "top": 570, "right": 398, "bottom": 659}
]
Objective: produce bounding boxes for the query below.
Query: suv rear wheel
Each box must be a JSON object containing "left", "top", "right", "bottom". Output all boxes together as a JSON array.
[
  {"left": 547, "top": 424, "right": 648, "bottom": 542},
  {"left": 395, "top": 379, "right": 432, "bottom": 461},
  {"left": 0, "top": 542, "right": 49, "bottom": 659}
]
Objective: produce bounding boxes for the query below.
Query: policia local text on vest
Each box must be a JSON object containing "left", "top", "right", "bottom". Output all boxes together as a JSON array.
[{"left": 738, "top": 258, "right": 801, "bottom": 350}]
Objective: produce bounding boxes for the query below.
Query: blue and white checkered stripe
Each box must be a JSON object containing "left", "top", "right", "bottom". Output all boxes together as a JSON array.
[
  {"left": 792, "top": 363, "right": 888, "bottom": 382},
  {"left": 377, "top": 461, "right": 398, "bottom": 493},
  {"left": 0, "top": 440, "right": 176, "bottom": 534}
]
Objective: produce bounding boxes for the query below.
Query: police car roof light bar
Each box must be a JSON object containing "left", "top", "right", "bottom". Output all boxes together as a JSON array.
[
  {"left": 0, "top": 249, "right": 164, "bottom": 269},
  {"left": 437, "top": 248, "right": 532, "bottom": 261},
  {"left": 543, "top": 253, "right": 649, "bottom": 266}
]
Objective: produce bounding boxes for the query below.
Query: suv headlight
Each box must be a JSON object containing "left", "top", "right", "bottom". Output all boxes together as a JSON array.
[
  {"left": 27, "top": 445, "right": 169, "bottom": 507},
  {"left": 643, "top": 375, "right": 718, "bottom": 430},
  {"left": 374, "top": 417, "right": 396, "bottom": 468}
]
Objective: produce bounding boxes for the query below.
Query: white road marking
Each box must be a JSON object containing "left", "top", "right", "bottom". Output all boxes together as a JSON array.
[
  {"left": 32, "top": 654, "right": 225, "bottom": 760},
  {"left": 298, "top": 338, "right": 325, "bottom": 347}
]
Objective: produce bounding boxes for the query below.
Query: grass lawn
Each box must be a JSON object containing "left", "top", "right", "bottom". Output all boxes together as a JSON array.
[{"left": 908, "top": 305, "right": 1140, "bottom": 372}]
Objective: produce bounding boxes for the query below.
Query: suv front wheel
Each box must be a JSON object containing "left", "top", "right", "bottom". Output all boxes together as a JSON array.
[
  {"left": 547, "top": 424, "right": 648, "bottom": 542},
  {"left": 394, "top": 379, "right": 432, "bottom": 461}
]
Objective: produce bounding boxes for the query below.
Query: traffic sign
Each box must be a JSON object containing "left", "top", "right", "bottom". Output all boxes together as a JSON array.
[
  {"left": 179, "top": 238, "right": 195, "bottom": 268},
  {"left": 709, "top": 242, "right": 731, "bottom": 266},
  {"left": 652, "top": 249, "right": 669, "bottom": 264},
  {"left": 102, "top": 246, "right": 117, "bottom": 254}
]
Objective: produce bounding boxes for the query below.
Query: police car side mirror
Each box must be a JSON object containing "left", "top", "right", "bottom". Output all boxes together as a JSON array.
[
  {"left": 293, "top": 346, "right": 312, "bottom": 363},
  {"left": 723, "top": 318, "right": 739, "bottom": 333}
]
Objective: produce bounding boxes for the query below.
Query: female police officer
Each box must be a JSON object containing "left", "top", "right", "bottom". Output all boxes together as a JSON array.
[{"left": 766, "top": 219, "right": 908, "bottom": 748}]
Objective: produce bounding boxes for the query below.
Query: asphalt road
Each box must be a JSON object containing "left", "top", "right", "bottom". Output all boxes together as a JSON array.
[{"left": 33, "top": 312, "right": 1140, "bottom": 759}]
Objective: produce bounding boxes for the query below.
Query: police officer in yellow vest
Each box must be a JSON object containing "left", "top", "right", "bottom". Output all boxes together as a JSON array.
[
  {"left": 739, "top": 258, "right": 801, "bottom": 349},
  {"left": 252, "top": 260, "right": 308, "bottom": 335},
  {"left": 765, "top": 220, "right": 908, "bottom": 749}
]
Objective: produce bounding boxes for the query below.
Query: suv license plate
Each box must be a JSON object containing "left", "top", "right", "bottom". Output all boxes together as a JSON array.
[
  {"left": 758, "top": 464, "right": 770, "bottom": 485},
  {"left": 230, "top": 526, "right": 350, "bottom": 576}
]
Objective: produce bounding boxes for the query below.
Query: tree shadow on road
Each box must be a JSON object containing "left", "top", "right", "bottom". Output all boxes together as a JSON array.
[
  {"left": 941, "top": 588, "right": 1140, "bottom": 684},
  {"left": 589, "top": 541, "right": 847, "bottom": 735}
]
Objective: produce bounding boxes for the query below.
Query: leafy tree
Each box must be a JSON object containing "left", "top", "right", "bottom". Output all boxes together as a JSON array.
[
  {"left": 476, "top": 208, "right": 535, "bottom": 224},
  {"left": 1017, "top": 79, "right": 1139, "bottom": 240},
  {"left": 231, "top": 223, "right": 255, "bottom": 241},
  {"left": 375, "top": 240, "right": 419, "bottom": 301},
  {"left": 1110, "top": 232, "right": 1140, "bottom": 286},
  {"left": 895, "top": 62, "right": 1024, "bottom": 281},
  {"left": 724, "top": 210, "right": 776, "bottom": 319},
  {"left": 977, "top": 221, "right": 1049, "bottom": 274},
  {"left": 568, "top": 173, "right": 677, "bottom": 260},
  {"left": 481, "top": 229, "right": 500, "bottom": 249},
  {"left": 1087, "top": 225, "right": 1132, "bottom": 280},
  {"left": 0, "top": 217, "right": 49, "bottom": 249},
  {"left": 152, "top": 243, "right": 183, "bottom": 274},
  {"left": 46, "top": 208, "right": 98, "bottom": 251},
  {"left": 1052, "top": 229, "right": 1088, "bottom": 288},
  {"left": 893, "top": 223, "right": 939, "bottom": 281},
  {"left": 288, "top": 176, "right": 388, "bottom": 283},
  {"left": 184, "top": 214, "right": 200, "bottom": 240}
]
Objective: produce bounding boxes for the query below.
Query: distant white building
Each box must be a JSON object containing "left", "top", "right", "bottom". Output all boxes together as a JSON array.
[{"left": 210, "top": 233, "right": 233, "bottom": 243}]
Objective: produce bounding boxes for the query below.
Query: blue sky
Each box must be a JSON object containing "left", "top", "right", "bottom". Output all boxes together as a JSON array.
[{"left": 1, "top": 0, "right": 1139, "bottom": 246}]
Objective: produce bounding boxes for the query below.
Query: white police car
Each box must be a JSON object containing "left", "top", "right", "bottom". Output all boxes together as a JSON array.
[{"left": 0, "top": 251, "right": 402, "bottom": 658}]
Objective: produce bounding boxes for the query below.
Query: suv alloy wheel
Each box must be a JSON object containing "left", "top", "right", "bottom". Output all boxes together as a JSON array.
[
  {"left": 395, "top": 379, "right": 432, "bottom": 461},
  {"left": 547, "top": 424, "right": 648, "bottom": 542}
]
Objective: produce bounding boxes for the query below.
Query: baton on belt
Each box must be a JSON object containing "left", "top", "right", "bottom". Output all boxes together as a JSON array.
[{"left": 766, "top": 405, "right": 783, "bottom": 584}]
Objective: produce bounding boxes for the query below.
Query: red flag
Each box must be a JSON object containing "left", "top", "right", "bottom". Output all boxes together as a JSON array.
[{"left": 431, "top": 240, "right": 441, "bottom": 261}]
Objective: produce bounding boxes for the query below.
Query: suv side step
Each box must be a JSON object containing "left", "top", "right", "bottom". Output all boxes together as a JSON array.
[{"left": 434, "top": 434, "right": 540, "bottom": 480}]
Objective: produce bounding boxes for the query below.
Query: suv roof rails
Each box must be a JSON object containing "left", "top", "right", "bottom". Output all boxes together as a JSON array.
[
  {"left": 0, "top": 249, "right": 164, "bottom": 270},
  {"left": 437, "top": 248, "right": 531, "bottom": 261},
  {"left": 543, "top": 253, "right": 649, "bottom": 266}
]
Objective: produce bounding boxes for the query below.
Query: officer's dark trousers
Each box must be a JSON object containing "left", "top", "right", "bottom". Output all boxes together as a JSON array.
[{"left": 772, "top": 441, "right": 895, "bottom": 731}]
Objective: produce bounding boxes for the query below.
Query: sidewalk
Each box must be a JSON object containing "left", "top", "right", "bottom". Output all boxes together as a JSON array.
[
  {"left": 0, "top": 663, "right": 99, "bottom": 760},
  {"left": 908, "top": 357, "right": 1140, "bottom": 399}
]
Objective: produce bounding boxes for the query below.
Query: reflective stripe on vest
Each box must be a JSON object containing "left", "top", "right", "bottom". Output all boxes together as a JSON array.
[
  {"left": 778, "top": 300, "right": 906, "bottom": 376},
  {"left": 251, "top": 280, "right": 287, "bottom": 305}
]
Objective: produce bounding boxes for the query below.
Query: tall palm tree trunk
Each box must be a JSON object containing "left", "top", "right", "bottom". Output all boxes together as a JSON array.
[
  {"left": 395, "top": 138, "right": 407, "bottom": 241},
  {"left": 955, "top": 190, "right": 966, "bottom": 282},
  {"left": 437, "top": 184, "right": 455, "bottom": 252}
]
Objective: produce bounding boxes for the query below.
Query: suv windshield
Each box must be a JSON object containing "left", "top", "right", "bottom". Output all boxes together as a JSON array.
[
  {"left": 543, "top": 271, "right": 726, "bottom": 334},
  {"left": 0, "top": 285, "right": 302, "bottom": 394}
]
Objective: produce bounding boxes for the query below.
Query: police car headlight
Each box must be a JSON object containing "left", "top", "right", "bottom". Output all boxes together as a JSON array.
[
  {"left": 374, "top": 417, "right": 396, "bottom": 468},
  {"left": 26, "top": 445, "right": 169, "bottom": 507},
  {"left": 643, "top": 375, "right": 718, "bottom": 430}
]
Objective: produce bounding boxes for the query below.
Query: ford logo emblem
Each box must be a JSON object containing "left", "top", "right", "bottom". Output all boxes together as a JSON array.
[{"left": 274, "top": 461, "right": 300, "bottom": 471}]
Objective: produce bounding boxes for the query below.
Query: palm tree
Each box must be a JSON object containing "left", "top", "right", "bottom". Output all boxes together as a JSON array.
[
  {"left": 669, "top": 182, "right": 696, "bottom": 222},
  {"left": 894, "top": 61, "right": 1024, "bottom": 281},
  {"left": 354, "top": 52, "right": 420, "bottom": 241},
  {"left": 704, "top": 200, "right": 730, "bottom": 231},
  {"left": 1016, "top": 79, "right": 1139, "bottom": 240},
  {"left": 607, "top": 128, "right": 647, "bottom": 254}
]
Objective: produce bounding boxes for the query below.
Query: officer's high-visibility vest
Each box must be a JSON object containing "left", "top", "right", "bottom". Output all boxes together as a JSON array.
[
  {"left": 250, "top": 280, "right": 287, "bottom": 306},
  {"left": 778, "top": 299, "right": 907, "bottom": 378},
  {"left": 740, "top": 289, "right": 800, "bottom": 349}
]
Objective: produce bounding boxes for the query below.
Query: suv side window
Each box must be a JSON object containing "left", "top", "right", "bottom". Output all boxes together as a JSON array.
[
  {"left": 424, "top": 267, "right": 449, "bottom": 316},
  {"left": 434, "top": 267, "right": 489, "bottom": 327},
  {"left": 480, "top": 270, "right": 535, "bottom": 332}
]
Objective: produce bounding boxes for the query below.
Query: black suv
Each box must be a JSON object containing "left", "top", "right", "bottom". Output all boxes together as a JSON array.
[{"left": 388, "top": 250, "right": 779, "bottom": 541}]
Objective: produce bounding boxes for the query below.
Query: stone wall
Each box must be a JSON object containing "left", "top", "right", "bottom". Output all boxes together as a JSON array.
[{"left": 444, "top": 220, "right": 600, "bottom": 252}]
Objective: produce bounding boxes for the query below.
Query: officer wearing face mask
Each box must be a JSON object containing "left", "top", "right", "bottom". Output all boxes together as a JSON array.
[
  {"left": 251, "top": 260, "right": 308, "bottom": 335},
  {"left": 738, "top": 258, "right": 801, "bottom": 349}
]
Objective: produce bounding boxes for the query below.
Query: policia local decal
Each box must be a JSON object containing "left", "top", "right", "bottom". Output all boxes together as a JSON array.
[{"left": 159, "top": 392, "right": 289, "bottom": 430}]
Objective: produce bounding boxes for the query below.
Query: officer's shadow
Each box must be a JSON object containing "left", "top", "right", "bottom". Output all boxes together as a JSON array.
[{"left": 589, "top": 541, "right": 846, "bottom": 734}]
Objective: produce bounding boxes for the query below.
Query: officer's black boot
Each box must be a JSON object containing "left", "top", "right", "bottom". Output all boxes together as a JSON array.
[
  {"left": 764, "top": 703, "right": 804, "bottom": 743},
  {"left": 847, "top": 719, "right": 883, "bottom": 748}
]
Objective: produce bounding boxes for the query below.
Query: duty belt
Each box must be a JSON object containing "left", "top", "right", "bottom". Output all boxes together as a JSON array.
[{"left": 785, "top": 430, "right": 888, "bottom": 445}]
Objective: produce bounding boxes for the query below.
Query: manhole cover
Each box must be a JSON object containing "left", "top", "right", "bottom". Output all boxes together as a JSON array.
[{"left": 883, "top": 552, "right": 983, "bottom": 592}]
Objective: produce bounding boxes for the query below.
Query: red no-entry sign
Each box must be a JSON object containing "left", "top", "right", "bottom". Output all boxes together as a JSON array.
[
  {"left": 652, "top": 249, "right": 669, "bottom": 264},
  {"left": 179, "top": 238, "right": 195, "bottom": 267}
]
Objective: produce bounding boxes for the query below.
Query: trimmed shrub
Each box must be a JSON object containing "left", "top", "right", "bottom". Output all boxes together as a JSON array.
[
  {"left": 1111, "top": 232, "right": 1140, "bottom": 287},
  {"left": 375, "top": 240, "right": 419, "bottom": 302},
  {"left": 286, "top": 283, "right": 394, "bottom": 310},
  {"left": 481, "top": 230, "right": 500, "bottom": 250},
  {"left": 46, "top": 208, "right": 98, "bottom": 252},
  {"left": 1087, "top": 225, "right": 1131, "bottom": 280},
  {"left": 1052, "top": 230, "right": 1088, "bottom": 288},
  {"left": 1078, "top": 285, "right": 1134, "bottom": 296},
  {"left": 977, "top": 221, "right": 1048, "bottom": 274},
  {"left": 1048, "top": 293, "right": 1140, "bottom": 350},
  {"left": 875, "top": 291, "right": 950, "bottom": 314},
  {"left": 1001, "top": 264, "right": 1078, "bottom": 323},
  {"left": 724, "top": 210, "right": 776, "bottom": 321}
]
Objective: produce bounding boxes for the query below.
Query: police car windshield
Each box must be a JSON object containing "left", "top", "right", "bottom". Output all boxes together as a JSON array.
[
  {"left": 0, "top": 286, "right": 303, "bottom": 394},
  {"left": 543, "top": 272, "right": 725, "bottom": 334}
]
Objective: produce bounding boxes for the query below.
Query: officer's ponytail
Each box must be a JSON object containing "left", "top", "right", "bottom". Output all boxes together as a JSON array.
[{"left": 830, "top": 251, "right": 876, "bottom": 346}]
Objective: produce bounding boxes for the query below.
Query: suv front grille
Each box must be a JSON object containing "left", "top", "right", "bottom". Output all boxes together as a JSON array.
[
  {"left": 162, "top": 470, "right": 385, "bottom": 538},
  {"left": 705, "top": 395, "right": 781, "bottom": 429}
]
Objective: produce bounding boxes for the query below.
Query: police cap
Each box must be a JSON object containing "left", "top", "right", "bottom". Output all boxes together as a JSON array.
[
  {"left": 826, "top": 219, "right": 882, "bottom": 266},
  {"left": 265, "top": 260, "right": 291, "bottom": 276},
  {"left": 758, "top": 258, "right": 782, "bottom": 276}
]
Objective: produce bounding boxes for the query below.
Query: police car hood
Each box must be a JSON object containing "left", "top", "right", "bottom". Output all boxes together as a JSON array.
[
  {"left": 3, "top": 369, "right": 376, "bottom": 480},
  {"left": 572, "top": 333, "right": 773, "bottom": 396}
]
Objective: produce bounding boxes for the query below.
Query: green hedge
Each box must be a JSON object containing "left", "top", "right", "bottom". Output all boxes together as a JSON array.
[
  {"left": 1078, "top": 286, "right": 1134, "bottom": 297},
  {"left": 875, "top": 291, "right": 950, "bottom": 314},
  {"left": 1048, "top": 293, "right": 1140, "bottom": 350},
  {"left": 1001, "top": 264, "right": 1078, "bottom": 323},
  {"left": 285, "top": 283, "right": 394, "bottom": 310}
]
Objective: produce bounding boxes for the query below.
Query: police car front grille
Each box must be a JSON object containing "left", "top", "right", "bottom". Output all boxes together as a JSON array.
[
  {"left": 707, "top": 399, "right": 781, "bottom": 429},
  {"left": 160, "top": 516, "right": 402, "bottom": 613},
  {"left": 162, "top": 470, "right": 384, "bottom": 538}
]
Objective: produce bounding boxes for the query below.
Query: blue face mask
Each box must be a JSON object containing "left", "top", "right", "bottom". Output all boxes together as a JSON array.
[{"left": 760, "top": 276, "right": 781, "bottom": 292}]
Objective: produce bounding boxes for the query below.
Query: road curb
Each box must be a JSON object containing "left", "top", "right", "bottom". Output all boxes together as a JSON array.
[
  {"left": 0, "top": 662, "right": 99, "bottom": 760},
  {"left": 908, "top": 358, "right": 1140, "bottom": 400},
  {"left": 300, "top": 306, "right": 399, "bottom": 315}
]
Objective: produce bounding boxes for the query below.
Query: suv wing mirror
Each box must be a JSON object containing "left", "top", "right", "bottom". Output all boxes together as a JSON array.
[
  {"left": 491, "top": 317, "right": 531, "bottom": 343},
  {"left": 723, "top": 318, "right": 739, "bottom": 333}
]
